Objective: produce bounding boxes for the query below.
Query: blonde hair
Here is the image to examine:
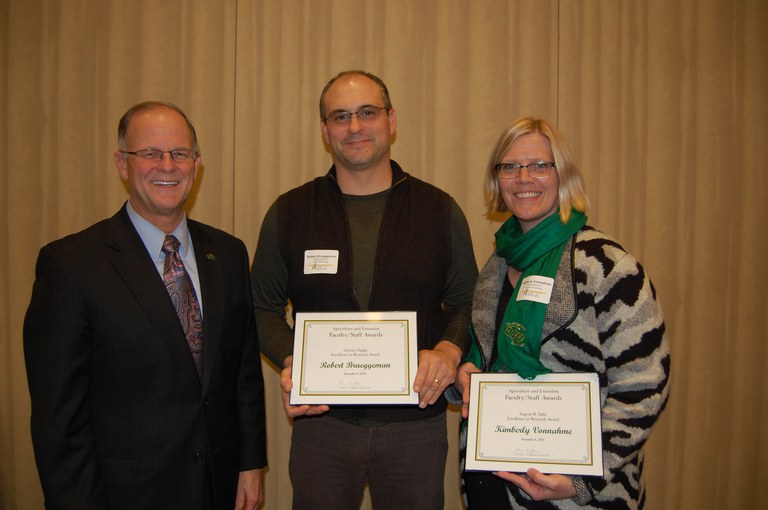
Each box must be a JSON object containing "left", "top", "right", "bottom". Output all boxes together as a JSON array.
[{"left": 484, "top": 117, "right": 590, "bottom": 223}]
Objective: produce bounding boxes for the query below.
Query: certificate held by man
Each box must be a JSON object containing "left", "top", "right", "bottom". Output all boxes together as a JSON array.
[{"left": 290, "top": 311, "right": 419, "bottom": 405}]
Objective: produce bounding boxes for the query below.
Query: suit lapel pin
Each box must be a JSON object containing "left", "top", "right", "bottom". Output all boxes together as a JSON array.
[{"left": 206, "top": 253, "right": 216, "bottom": 261}]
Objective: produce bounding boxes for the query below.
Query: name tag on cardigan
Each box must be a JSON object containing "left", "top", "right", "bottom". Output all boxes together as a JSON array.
[
  {"left": 304, "top": 250, "right": 339, "bottom": 274},
  {"left": 516, "top": 276, "right": 554, "bottom": 304}
]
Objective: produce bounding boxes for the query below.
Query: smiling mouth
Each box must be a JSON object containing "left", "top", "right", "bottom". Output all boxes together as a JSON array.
[
  {"left": 344, "top": 137, "right": 371, "bottom": 146},
  {"left": 514, "top": 192, "right": 541, "bottom": 198},
  {"left": 152, "top": 180, "right": 180, "bottom": 187}
]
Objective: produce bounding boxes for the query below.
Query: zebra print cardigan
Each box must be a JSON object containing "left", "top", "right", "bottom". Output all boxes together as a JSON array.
[{"left": 458, "top": 226, "right": 670, "bottom": 509}]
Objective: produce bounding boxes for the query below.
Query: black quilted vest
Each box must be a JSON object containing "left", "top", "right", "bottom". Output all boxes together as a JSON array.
[{"left": 276, "top": 162, "right": 452, "bottom": 421}]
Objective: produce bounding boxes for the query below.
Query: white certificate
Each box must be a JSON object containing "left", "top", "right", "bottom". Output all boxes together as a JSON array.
[
  {"left": 465, "top": 372, "right": 603, "bottom": 476},
  {"left": 290, "top": 312, "right": 419, "bottom": 405}
]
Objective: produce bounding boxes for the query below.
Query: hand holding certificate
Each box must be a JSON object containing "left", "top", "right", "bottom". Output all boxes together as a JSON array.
[
  {"left": 290, "top": 312, "right": 419, "bottom": 405},
  {"left": 465, "top": 372, "right": 603, "bottom": 476}
]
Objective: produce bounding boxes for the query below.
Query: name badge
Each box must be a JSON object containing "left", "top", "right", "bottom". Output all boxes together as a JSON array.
[
  {"left": 516, "top": 276, "right": 554, "bottom": 304},
  {"left": 304, "top": 250, "right": 339, "bottom": 274}
]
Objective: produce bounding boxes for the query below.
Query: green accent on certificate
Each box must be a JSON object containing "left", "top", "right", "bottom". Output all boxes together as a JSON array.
[
  {"left": 465, "top": 372, "right": 604, "bottom": 476},
  {"left": 290, "top": 312, "right": 419, "bottom": 405}
]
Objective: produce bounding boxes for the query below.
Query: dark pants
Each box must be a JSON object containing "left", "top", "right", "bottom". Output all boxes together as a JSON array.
[
  {"left": 204, "top": 461, "right": 215, "bottom": 510},
  {"left": 463, "top": 471, "right": 511, "bottom": 509},
  {"left": 289, "top": 414, "right": 448, "bottom": 510}
]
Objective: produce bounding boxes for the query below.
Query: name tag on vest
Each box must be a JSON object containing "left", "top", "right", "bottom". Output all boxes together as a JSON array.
[
  {"left": 516, "top": 275, "right": 554, "bottom": 304},
  {"left": 304, "top": 250, "right": 339, "bottom": 274}
]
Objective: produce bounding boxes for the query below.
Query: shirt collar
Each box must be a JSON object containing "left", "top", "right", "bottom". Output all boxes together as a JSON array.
[{"left": 125, "top": 201, "right": 191, "bottom": 261}]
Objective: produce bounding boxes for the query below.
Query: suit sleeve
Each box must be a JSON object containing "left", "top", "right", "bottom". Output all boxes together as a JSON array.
[{"left": 23, "top": 244, "right": 110, "bottom": 510}]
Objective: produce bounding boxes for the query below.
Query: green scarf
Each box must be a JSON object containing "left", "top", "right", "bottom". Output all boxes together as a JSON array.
[{"left": 468, "top": 209, "right": 587, "bottom": 379}]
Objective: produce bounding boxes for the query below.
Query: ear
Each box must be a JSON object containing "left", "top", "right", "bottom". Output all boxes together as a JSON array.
[
  {"left": 387, "top": 108, "right": 397, "bottom": 137},
  {"left": 192, "top": 153, "right": 202, "bottom": 180},
  {"left": 321, "top": 120, "right": 330, "bottom": 145},
  {"left": 114, "top": 151, "right": 128, "bottom": 181}
]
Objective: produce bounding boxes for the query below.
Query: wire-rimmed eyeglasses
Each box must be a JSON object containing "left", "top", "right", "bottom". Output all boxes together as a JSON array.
[
  {"left": 323, "top": 106, "right": 388, "bottom": 125},
  {"left": 495, "top": 161, "right": 556, "bottom": 180},
  {"left": 120, "top": 148, "right": 198, "bottom": 162}
]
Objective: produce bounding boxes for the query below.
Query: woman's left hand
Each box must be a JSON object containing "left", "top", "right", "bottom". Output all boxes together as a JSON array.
[
  {"left": 496, "top": 468, "right": 576, "bottom": 501},
  {"left": 455, "top": 361, "right": 481, "bottom": 418}
]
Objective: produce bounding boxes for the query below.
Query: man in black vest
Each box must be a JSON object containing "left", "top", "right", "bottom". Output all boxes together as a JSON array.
[{"left": 251, "top": 70, "right": 477, "bottom": 509}]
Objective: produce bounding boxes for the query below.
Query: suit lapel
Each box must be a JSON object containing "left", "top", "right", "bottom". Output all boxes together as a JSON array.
[{"left": 105, "top": 207, "right": 202, "bottom": 389}]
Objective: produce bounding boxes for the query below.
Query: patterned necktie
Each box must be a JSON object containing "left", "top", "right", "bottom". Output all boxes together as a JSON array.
[{"left": 162, "top": 235, "right": 204, "bottom": 377}]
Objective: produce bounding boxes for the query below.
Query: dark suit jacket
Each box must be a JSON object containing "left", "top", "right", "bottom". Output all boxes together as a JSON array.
[{"left": 24, "top": 205, "right": 267, "bottom": 510}]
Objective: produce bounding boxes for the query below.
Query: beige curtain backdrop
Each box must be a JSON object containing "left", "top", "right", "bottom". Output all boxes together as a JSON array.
[{"left": 2, "top": 1, "right": 766, "bottom": 508}]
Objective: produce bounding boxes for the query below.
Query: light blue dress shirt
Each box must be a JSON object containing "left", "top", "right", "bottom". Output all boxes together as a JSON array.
[{"left": 125, "top": 201, "right": 204, "bottom": 317}]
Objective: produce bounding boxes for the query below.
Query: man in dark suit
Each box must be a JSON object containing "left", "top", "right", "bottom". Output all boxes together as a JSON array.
[{"left": 24, "top": 101, "right": 267, "bottom": 510}]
